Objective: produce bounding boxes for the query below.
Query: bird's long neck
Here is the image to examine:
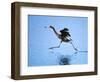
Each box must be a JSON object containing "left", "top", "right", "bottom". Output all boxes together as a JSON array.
[{"left": 50, "top": 26, "right": 60, "bottom": 37}]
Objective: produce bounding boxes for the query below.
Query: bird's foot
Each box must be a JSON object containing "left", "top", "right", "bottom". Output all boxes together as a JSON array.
[
  {"left": 74, "top": 48, "right": 78, "bottom": 51},
  {"left": 49, "top": 47, "right": 53, "bottom": 49}
]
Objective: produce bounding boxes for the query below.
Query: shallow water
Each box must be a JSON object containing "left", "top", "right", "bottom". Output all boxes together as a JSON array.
[
  {"left": 49, "top": 50, "right": 88, "bottom": 65},
  {"left": 28, "top": 47, "right": 88, "bottom": 66}
]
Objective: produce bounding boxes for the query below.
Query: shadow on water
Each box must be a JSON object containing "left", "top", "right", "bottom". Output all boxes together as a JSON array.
[
  {"left": 49, "top": 49, "right": 88, "bottom": 65},
  {"left": 74, "top": 50, "right": 88, "bottom": 54},
  {"left": 78, "top": 51, "right": 88, "bottom": 53},
  {"left": 59, "top": 55, "right": 71, "bottom": 65}
]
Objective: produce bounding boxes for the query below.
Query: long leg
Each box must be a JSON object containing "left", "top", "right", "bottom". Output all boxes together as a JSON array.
[
  {"left": 70, "top": 41, "right": 88, "bottom": 53},
  {"left": 70, "top": 41, "right": 78, "bottom": 51},
  {"left": 49, "top": 41, "right": 62, "bottom": 49}
]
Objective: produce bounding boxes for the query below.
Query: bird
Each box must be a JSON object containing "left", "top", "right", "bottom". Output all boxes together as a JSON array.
[{"left": 48, "top": 25, "right": 78, "bottom": 51}]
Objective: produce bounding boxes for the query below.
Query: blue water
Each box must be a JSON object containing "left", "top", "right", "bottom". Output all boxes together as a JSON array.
[{"left": 28, "top": 15, "right": 88, "bottom": 66}]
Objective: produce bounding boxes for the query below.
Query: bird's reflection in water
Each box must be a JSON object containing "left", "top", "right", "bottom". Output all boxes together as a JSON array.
[
  {"left": 49, "top": 50, "right": 71, "bottom": 65},
  {"left": 59, "top": 55, "right": 71, "bottom": 65},
  {"left": 49, "top": 50, "right": 54, "bottom": 54},
  {"left": 49, "top": 49, "right": 88, "bottom": 65},
  {"left": 49, "top": 51, "right": 71, "bottom": 65}
]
